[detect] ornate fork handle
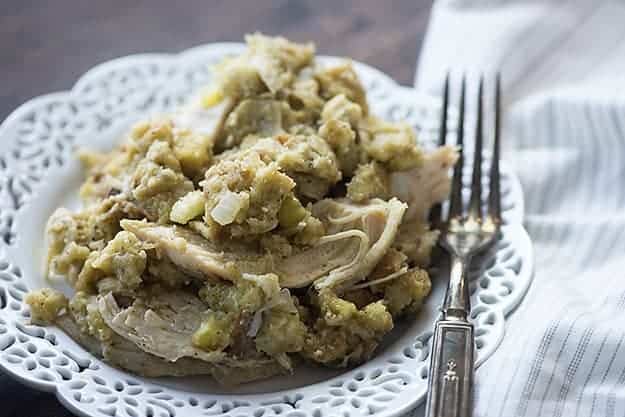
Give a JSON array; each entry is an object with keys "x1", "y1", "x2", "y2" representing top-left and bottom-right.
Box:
[
  {"x1": 424, "y1": 73, "x2": 502, "y2": 417},
  {"x1": 425, "y1": 255, "x2": 474, "y2": 417}
]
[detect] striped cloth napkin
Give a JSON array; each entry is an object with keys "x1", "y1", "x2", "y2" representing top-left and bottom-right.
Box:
[{"x1": 412, "y1": 0, "x2": 625, "y2": 416}]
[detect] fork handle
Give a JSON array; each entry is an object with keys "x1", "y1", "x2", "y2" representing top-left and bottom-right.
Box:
[{"x1": 425, "y1": 319, "x2": 474, "y2": 417}]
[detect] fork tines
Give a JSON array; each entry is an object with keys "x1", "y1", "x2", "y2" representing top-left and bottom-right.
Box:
[{"x1": 430, "y1": 73, "x2": 502, "y2": 229}]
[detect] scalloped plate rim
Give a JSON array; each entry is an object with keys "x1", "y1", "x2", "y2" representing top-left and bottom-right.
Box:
[{"x1": 0, "y1": 42, "x2": 534, "y2": 417}]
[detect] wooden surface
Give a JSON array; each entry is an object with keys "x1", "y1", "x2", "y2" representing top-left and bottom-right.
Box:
[{"x1": 0, "y1": 1, "x2": 432, "y2": 415}]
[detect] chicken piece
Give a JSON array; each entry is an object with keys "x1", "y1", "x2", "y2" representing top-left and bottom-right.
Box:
[
  {"x1": 389, "y1": 145, "x2": 458, "y2": 222},
  {"x1": 121, "y1": 219, "x2": 272, "y2": 281},
  {"x1": 188, "y1": 219, "x2": 221, "y2": 242},
  {"x1": 280, "y1": 197, "x2": 406, "y2": 289},
  {"x1": 120, "y1": 218, "x2": 342, "y2": 287},
  {"x1": 121, "y1": 198, "x2": 405, "y2": 290},
  {"x1": 55, "y1": 308, "x2": 283, "y2": 383},
  {"x1": 101, "y1": 331, "x2": 283, "y2": 382},
  {"x1": 98, "y1": 290, "x2": 225, "y2": 362},
  {"x1": 260, "y1": 234, "x2": 294, "y2": 257},
  {"x1": 315, "y1": 63, "x2": 368, "y2": 114},
  {"x1": 346, "y1": 162, "x2": 390, "y2": 202},
  {"x1": 98, "y1": 287, "x2": 296, "y2": 372},
  {"x1": 308, "y1": 198, "x2": 407, "y2": 290}
]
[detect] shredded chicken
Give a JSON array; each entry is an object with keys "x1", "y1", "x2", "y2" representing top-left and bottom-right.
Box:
[
  {"x1": 390, "y1": 145, "x2": 459, "y2": 221},
  {"x1": 120, "y1": 198, "x2": 404, "y2": 290}
]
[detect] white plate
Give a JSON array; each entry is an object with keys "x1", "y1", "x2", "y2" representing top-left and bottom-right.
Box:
[{"x1": 0, "y1": 43, "x2": 533, "y2": 417}]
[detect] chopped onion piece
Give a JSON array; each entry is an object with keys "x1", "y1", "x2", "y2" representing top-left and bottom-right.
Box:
[
  {"x1": 210, "y1": 191, "x2": 247, "y2": 225},
  {"x1": 170, "y1": 191, "x2": 206, "y2": 224}
]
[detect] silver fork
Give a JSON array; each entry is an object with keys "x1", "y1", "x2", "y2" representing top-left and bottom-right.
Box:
[{"x1": 424, "y1": 74, "x2": 502, "y2": 417}]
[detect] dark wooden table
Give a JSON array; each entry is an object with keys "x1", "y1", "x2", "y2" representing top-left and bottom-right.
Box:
[{"x1": 0, "y1": 1, "x2": 432, "y2": 415}]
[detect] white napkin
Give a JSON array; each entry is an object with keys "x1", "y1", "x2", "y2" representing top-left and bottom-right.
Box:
[{"x1": 413, "y1": 0, "x2": 625, "y2": 416}]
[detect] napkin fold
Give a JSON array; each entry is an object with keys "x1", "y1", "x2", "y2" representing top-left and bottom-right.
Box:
[{"x1": 415, "y1": 0, "x2": 625, "y2": 416}]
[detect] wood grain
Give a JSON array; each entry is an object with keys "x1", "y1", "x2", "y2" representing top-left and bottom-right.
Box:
[
  {"x1": 0, "y1": 0, "x2": 432, "y2": 121},
  {"x1": 0, "y1": 1, "x2": 432, "y2": 415}
]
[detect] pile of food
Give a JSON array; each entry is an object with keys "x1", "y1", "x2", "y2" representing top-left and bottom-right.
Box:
[{"x1": 26, "y1": 34, "x2": 457, "y2": 385}]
